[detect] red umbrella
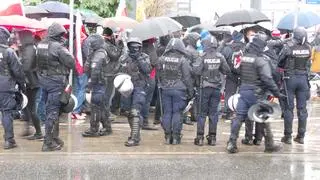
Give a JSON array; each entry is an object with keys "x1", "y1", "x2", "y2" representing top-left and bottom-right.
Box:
[{"x1": 0, "y1": 15, "x2": 45, "y2": 31}]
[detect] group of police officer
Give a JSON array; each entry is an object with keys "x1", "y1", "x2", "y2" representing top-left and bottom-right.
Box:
[{"x1": 0, "y1": 21, "x2": 312, "y2": 153}]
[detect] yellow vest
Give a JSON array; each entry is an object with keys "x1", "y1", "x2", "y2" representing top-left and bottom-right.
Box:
[{"x1": 311, "y1": 47, "x2": 320, "y2": 73}]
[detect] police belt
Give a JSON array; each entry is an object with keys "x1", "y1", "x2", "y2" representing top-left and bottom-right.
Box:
[{"x1": 39, "y1": 70, "x2": 66, "y2": 76}]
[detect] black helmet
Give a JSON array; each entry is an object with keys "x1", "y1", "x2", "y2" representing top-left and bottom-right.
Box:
[
  {"x1": 165, "y1": 38, "x2": 186, "y2": 55},
  {"x1": 60, "y1": 94, "x2": 77, "y2": 113},
  {"x1": 248, "y1": 101, "x2": 281, "y2": 123},
  {"x1": 255, "y1": 31, "x2": 269, "y2": 42},
  {"x1": 201, "y1": 35, "x2": 218, "y2": 50},
  {"x1": 127, "y1": 37, "x2": 142, "y2": 57},
  {"x1": 293, "y1": 27, "x2": 308, "y2": 45},
  {"x1": 0, "y1": 26, "x2": 10, "y2": 45}
]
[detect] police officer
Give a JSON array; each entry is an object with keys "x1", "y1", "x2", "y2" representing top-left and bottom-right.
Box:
[
  {"x1": 220, "y1": 31, "x2": 245, "y2": 120},
  {"x1": 227, "y1": 34, "x2": 283, "y2": 153},
  {"x1": 36, "y1": 23, "x2": 75, "y2": 151},
  {"x1": 158, "y1": 38, "x2": 193, "y2": 145},
  {"x1": 192, "y1": 35, "x2": 231, "y2": 146},
  {"x1": 16, "y1": 30, "x2": 43, "y2": 140},
  {"x1": 0, "y1": 26, "x2": 25, "y2": 149},
  {"x1": 119, "y1": 37, "x2": 151, "y2": 147},
  {"x1": 278, "y1": 27, "x2": 311, "y2": 144},
  {"x1": 184, "y1": 32, "x2": 202, "y2": 125},
  {"x1": 82, "y1": 34, "x2": 113, "y2": 137}
]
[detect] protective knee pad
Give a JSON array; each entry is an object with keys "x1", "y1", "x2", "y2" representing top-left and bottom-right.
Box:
[{"x1": 130, "y1": 108, "x2": 140, "y2": 118}]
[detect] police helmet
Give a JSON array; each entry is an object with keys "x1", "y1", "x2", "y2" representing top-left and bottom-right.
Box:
[
  {"x1": 0, "y1": 26, "x2": 11, "y2": 43},
  {"x1": 127, "y1": 37, "x2": 142, "y2": 47},
  {"x1": 255, "y1": 31, "x2": 269, "y2": 42},
  {"x1": 293, "y1": 27, "x2": 308, "y2": 45},
  {"x1": 61, "y1": 94, "x2": 78, "y2": 113},
  {"x1": 114, "y1": 74, "x2": 134, "y2": 98},
  {"x1": 228, "y1": 94, "x2": 240, "y2": 112},
  {"x1": 248, "y1": 101, "x2": 281, "y2": 123},
  {"x1": 201, "y1": 35, "x2": 218, "y2": 50}
]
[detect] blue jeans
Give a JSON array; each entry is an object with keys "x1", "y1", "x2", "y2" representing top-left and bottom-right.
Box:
[
  {"x1": 141, "y1": 79, "x2": 156, "y2": 123},
  {"x1": 230, "y1": 85, "x2": 258, "y2": 141},
  {"x1": 161, "y1": 89, "x2": 187, "y2": 135},
  {"x1": 0, "y1": 92, "x2": 17, "y2": 142},
  {"x1": 283, "y1": 74, "x2": 309, "y2": 137},
  {"x1": 197, "y1": 87, "x2": 221, "y2": 136},
  {"x1": 73, "y1": 74, "x2": 88, "y2": 114},
  {"x1": 36, "y1": 88, "x2": 46, "y2": 123}
]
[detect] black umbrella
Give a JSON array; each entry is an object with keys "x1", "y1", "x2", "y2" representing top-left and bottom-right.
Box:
[
  {"x1": 187, "y1": 24, "x2": 231, "y2": 41},
  {"x1": 215, "y1": 9, "x2": 270, "y2": 27},
  {"x1": 130, "y1": 17, "x2": 182, "y2": 41},
  {"x1": 169, "y1": 12, "x2": 200, "y2": 28},
  {"x1": 25, "y1": 6, "x2": 49, "y2": 20}
]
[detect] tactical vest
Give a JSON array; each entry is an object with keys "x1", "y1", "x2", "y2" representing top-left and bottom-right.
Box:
[
  {"x1": 0, "y1": 45, "x2": 10, "y2": 77},
  {"x1": 36, "y1": 41, "x2": 64, "y2": 75},
  {"x1": 161, "y1": 55, "x2": 182, "y2": 87},
  {"x1": 91, "y1": 49, "x2": 108, "y2": 84},
  {"x1": 240, "y1": 55, "x2": 260, "y2": 85},
  {"x1": 202, "y1": 53, "x2": 221, "y2": 83},
  {"x1": 286, "y1": 43, "x2": 311, "y2": 73}
]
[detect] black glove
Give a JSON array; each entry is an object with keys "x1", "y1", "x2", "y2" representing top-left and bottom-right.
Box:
[
  {"x1": 187, "y1": 89, "x2": 194, "y2": 101},
  {"x1": 274, "y1": 92, "x2": 287, "y2": 99},
  {"x1": 18, "y1": 83, "x2": 26, "y2": 92}
]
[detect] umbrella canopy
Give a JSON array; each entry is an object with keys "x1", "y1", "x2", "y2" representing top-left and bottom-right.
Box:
[
  {"x1": 187, "y1": 23, "x2": 230, "y2": 34},
  {"x1": 215, "y1": 9, "x2": 270, "y2": 27},
  {"x1": 170, "y1": 13, "x2": 201, "y2": 28},
  {"x1": 79, "y1": 9, "x2": 103, "y2": 26},
  {"x1": 0, "y1": 15, "x2": 45, "y2": 31},
  {"x1": 98, "y1": 16, "x2": 138, "y2": 29},
  {"x1": 277, "y1": 11, "x2": 320, "y2": 30},
  {"x1": 130, "y1": 17, "x2": 183, "y2": 41},
  {"x1": 25, "y1": 6, "x2": 49, "y2": 20},
  {"x1": 37, "y1": 1, "x2": 69, "y2": 14}
]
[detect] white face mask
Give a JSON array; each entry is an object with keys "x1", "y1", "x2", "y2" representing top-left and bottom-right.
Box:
[
  {"x1": 196, "y1": 39, "x2": 201, "y2": 48},
  {"x1": 248, "y1": 35, "x2": 255, "y2": 43}
]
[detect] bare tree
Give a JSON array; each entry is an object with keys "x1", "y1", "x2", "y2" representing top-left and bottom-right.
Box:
[{"x1": 143, "y1": 0, "x2": 176, "y2": 17}]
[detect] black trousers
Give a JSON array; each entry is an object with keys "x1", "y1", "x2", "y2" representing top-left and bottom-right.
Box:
[{"x1": 22, "y1": 87, "x2": 42, "y2": 134}]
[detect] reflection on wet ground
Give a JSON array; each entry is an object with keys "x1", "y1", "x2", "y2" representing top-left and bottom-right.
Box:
[{"x1": 0, "y1": 101, "x2": 320, "y2": 179}]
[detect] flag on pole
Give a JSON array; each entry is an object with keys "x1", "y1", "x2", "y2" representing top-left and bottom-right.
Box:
[
  {"x1": 0, "y1": 0, "x2": 24, "y2": 16},
  {"x1": 74, "y1": 11, "x2": 85, "y2": 75},
  {"x1": 116, "y1": 0, "x2": 128, "y2": 17}
]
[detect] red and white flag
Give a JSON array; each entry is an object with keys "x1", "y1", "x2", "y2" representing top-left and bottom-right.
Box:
[
  {"x1": 0, "y1": 0, "x2": 24, "y2": 16},
  {"x1": 116, "y1": 0, "x2": 128, "y2": 17}
]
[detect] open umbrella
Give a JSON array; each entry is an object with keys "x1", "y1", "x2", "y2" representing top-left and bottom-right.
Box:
[
  {"x1": 187, "y1": 24, "x2": 231, "y2": 41},
  {"x1": 277, "y1": 11, "x2": 320, "y2": 30},
  {"x1": 37, "y1": 1, "x2": 71, "y2": 18},
  {"x1": 25, "y1": 6, "x2": 49, "y2": 20},
  {"x1": 98, "y1": 16, "x2": 138, "y2": 29},
  {"x1": 170, "y1": 12, "x2": 201, "y2": 28},
  {"x1": 130, "y1": 17, "x2": 182, "y2": 41},
  {"x1": 0, "y1": 15, "x2": 45, "y2": 31},
  {"x1": 215, "y1": 9, "x2": 270, "y2": 27},
  {"x1": 79, "y1": 9, "x2": 103, "y2": 26}
]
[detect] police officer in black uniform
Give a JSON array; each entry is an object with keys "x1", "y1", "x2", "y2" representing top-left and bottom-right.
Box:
[
  {"x1": 278, "y1": 27, "x2": 311, "y2": 145},
  {"x1": 36, "y1": 23, "x2": 75, "y2": 151},
  {"x1": 119, "y1": 37, "x2": 151, "y2": 147},
  {"x1": 227, "y1": 34, "x2": 283, "y2": 153},
  {"x1": 192, "y1": 35, "x2": 231, "y2": 146},
  {"x1": 0, "y1": 26, "x2": 25, "y2": 149},
  {"x1": 82, "y1": 34, "x2": 113, "y2": 137},
  {"x1": 158, "y1": 38, "x2": 193, "y2": 144}
]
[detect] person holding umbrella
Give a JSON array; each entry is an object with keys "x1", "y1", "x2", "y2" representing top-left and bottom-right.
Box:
[
  {"x1": 278, "y1": 27, "x2": 312, "y2": 145},
  {"x1": 157, "y1": 38, "x2": 193, "y2": 144}
]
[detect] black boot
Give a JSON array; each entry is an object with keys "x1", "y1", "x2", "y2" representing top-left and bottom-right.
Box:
[
  {"x1": 264, "y1": 123, "x2": 282, "y2": 153},
  {"x1": 253, "y1": 139, "x2": 262, "y2": 146},
  {"x1": 82, "y1": 107, "x2": 100, "y2": 137},
  {"x1": 241, "y1": 137, "x2": 253, "y2": 145},
  {"x1": 52, "y1": 119, "x2": 63, "y2": 147},
  {"x1": 293, "y1": 136, "x2": 304, "y2": 144},
  {"x1": 194, "y1": 135, "x2": 204, "y2": 146},
  {"x1": 27, "y1": 133, "x2": 44, "y2": 140},
  {"x1": 4, "y1": 139, "x2": 17, "y2": 149},
  {"x1": 142, "y1": 119, "x2": 158, "y2": 130},
  {"x1": 165, "y1": 133, "x2": 172, "y2": 144},
  {"x1": 172, "y1": 134, "x2": 182, "y2": 145},
  {"x1": 125, "y1": 116, "x2": 140, "y2": 147},
  {"x1": 206, "y1": 135, "x2": 216, "y2": 146},
  {"x1": 227, "y1": 139, "x2": 238, "y2": 153},
  {"x1": 42, "y1": 119, "x2": 62, "y2": 152},
  {"x1": 281, "y1": 135, "x2": 292, "y2": 144},
  {"x1": 100, "y1": 110, "x2": 112, "y2": 136}
]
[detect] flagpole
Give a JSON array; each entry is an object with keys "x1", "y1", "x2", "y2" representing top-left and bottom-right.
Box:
[{"x1": 68, "y1": 0, "x2": 74, "y2": 128}]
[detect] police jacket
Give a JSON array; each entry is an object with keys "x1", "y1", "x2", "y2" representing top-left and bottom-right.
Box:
[
  {"x1": 240, "y1": 40, "x2": 280, "y2": 97},
  {"x1": 157, "y1": 38, "x2": 193, "y2": 93},
  {"x1": 0, "y1": 44, "x2": 25, "y2": 92},
  {"x1": 192, "y1": 48, "x2": 230, "y2": 89},
  {"x1": 278, "y1": 39, "x2": 311, "y2": 76},
  {"x1": 119, "y1": 52, "x2": 151, "y2": 88}
]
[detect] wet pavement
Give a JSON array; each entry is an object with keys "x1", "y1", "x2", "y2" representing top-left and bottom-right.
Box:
[{"x1": 1, "y1": 101, "x2": 320, "y2": 179}]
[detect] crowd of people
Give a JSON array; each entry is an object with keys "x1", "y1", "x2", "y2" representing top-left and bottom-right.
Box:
[{"x1": 0, "y1": 20, "x2": 319, "y2": 153}]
